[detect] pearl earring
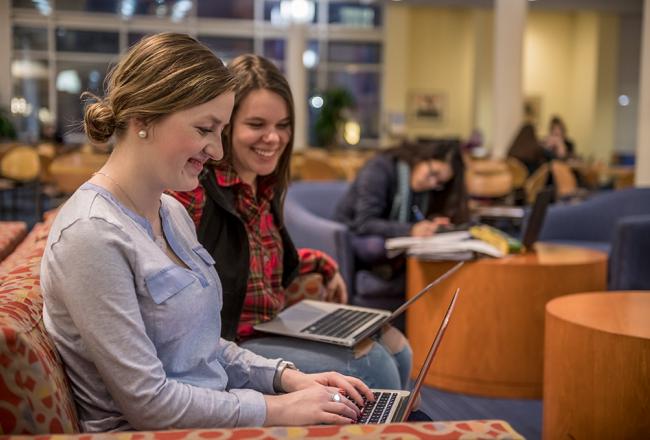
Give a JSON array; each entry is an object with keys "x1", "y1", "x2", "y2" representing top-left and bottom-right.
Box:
[{"x1": 138, "y1": 130, "x2": 147, "y2": 139}]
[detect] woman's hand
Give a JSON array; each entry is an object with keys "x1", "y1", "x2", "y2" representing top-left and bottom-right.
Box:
[
  {"x1": 264, "y1": 385, "x2": 361, "y2": 426},
  {"x1": 410, "y1": 217, "x2": 450, "y2": 237},
  {"x1": 324, "y1": 272, "x2": 348, "y2": 304},
  {"x1": 280, "y1": 369, "x2": 374, "y2": 409}
]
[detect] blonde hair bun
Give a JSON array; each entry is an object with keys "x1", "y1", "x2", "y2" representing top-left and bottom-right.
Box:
[{"x1": 83, "y1": 97, "x2": 117, "y2": 144}]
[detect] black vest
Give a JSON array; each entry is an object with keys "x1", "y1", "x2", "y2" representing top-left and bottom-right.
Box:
[{"x1": 198, "y1": 170, "x2": 300, "y2": 341}]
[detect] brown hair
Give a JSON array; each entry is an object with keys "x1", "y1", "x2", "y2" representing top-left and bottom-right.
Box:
[
  {"x1": 221, "y1": 54, "x2": 295, "y2": 209},
  {"x1": 83, "y1": 33, "x2": 236, "y2": 144},
  {"x1": 383, "y1": 140, "x2": 470, "y2": 223}
]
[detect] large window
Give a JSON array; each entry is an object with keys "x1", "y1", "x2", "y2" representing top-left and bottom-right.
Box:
[{"x1": 8, "y1": 0, "x2": 383, "y2": 146}]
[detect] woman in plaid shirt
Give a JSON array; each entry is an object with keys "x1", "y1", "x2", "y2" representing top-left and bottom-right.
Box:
[{"x1": 170, "y1": 54, "x2": 412, "y2": 390}]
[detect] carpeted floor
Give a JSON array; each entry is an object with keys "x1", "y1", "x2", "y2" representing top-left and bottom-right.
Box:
[{"x1": 420, "y1": 385, "x2": 542, "y2": 439}]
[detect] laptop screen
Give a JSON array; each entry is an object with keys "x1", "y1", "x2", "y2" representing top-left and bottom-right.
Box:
[
  {"x1": 400, "y1": 287, "x2": 460, "y2": 421},
  {"x1": 522, "y1": 187, "x2": 553, "y2": 249}
]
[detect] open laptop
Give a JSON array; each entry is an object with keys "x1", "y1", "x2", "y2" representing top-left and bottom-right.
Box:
[
  {"x1": 254, "y1": 261, "x2": 464, "y2": 347},
  {"x1": 357, "y1": 288, "x2": 460, "y2": 424},
  {"x1": 521, "y1": 187, "x2": 553, "y2": 249}
]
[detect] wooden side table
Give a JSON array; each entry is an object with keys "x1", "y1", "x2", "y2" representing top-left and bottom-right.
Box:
[
  {"x1": 543, "y1": 292, "x2": 650, "y2": 440},
  {"x1": 406, "y1": 243, "x2": 607, "y2": 398}
]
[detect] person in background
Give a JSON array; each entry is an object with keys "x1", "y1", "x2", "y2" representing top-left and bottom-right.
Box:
[
  {"x1": 169, "y1": 54, "x2": 413, "y2": 392},
  {"x1": 507, "y1": 123, "x2": 548, "y2": 174},
  {"x1": 41, "y1": 33, "x2": 372, "y2": 432},
  {"x1": 334, "y1": 141, "x2": 469, "y2": 300},
  {"x1": 542, "y1": 116, "x2": 575, "y2": 160}
]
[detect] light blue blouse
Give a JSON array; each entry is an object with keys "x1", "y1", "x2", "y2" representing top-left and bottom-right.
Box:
[{"x1": 41, "y1": 183, "x2": 279, "y2": 432}]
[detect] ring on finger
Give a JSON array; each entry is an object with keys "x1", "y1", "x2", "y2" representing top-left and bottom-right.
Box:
[{"x1": 331, "y1": 392, "x2": 342, "y2": 403}]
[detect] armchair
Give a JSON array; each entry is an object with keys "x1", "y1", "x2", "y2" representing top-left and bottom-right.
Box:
[
  {"x1": 539, "y1": 187, "x2": 650, "y2": 253},
  {"x1": 608, "y1": 214, "x2": 650, "y2": 290},
  {"x1": 283, "y1": 181, "x2": 355, "y2": 293},
  {"x1": 283, "y1": 181, "x2": 406, "y2": 313}
]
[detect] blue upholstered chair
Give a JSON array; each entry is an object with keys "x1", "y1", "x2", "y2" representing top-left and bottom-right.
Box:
[
  {"x1": 609, "y1": 214, "x2": 650, "y2": 290},
  {"x1": 284, "y1": 181, "x2": 405, "y2": 312},
  {"x1": 539, "y1": 187, "x2": 650, "y2": 254},
  {"x1": 536, "y1": 187, "x2": 650, "y2": 290},
  {"x1": 284, "y1": 181, "x2": 355, "y2": 293}
]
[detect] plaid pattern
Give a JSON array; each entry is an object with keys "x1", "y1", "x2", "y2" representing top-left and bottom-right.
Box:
[{"x1": 169, "y1": 164, "x2": 338, "y2": 339}]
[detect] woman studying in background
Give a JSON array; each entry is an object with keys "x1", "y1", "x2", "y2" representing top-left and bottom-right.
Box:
[
  {"x1": 41, "y1": 34, "x2": 372, "y2": 432},
  {"x1": 169, "y1": 54, "x2": 413, "y2": 391},
  {"x1": 334, "y1": 141, "x2": 469, "y2": 298}
]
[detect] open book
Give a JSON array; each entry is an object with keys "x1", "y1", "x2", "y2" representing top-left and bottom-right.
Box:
[{"x1": 385, "y1": 231, "x2": 504, "y2": 261}]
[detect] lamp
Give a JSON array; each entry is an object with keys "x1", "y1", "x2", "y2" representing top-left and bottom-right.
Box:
[{"x1": 279, "y1": 0, "x2": 315, "y2": 24}]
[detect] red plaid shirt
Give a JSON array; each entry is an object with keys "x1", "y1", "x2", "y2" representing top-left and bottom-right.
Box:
[{"x1": 169, "y1": 164, "x2": 338, "y2": 338}]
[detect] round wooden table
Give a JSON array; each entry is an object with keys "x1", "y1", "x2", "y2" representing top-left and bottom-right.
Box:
[
  {"x1": 406, "y1": 243, "x2": 607, "y2": 398},
  {"x1": 543, "y1": 291, "x2": 650, "y2": 440}
]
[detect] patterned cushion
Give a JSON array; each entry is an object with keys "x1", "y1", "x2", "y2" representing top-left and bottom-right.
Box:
[
  {"x1": 0, "y1": 222, "x2": 27, "y2": 264},
  {"x1": 285, "y1": 273, "x2": 326, "y2": 306},
  {"x1": 0, "y1": 221, "x2": 50, "y2": 279},
  {"x1": 0, "y1": 420, "x2": 523, "y2": 439},
  {"x1": 0, "y1": 258, "x2": 79, "y2": 434}
]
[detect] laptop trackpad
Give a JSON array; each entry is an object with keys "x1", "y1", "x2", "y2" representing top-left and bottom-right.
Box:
[{"x1": 275, "y1": 302, "x2": 329, "y2": 331}]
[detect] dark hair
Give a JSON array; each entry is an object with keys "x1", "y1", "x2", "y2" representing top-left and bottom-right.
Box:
[
  {"x1": 549, "y1": 115, "x2": 567, "y2": 135},
  {"x1": 508, "y1": 123, "x2": 546, "y2": 171},
  {"x1": 383, "y1": 140, "x2": 469, "y2": 223},
  {"x1": 221, "y1": 54, "x2": 294, "y2": 209},
  {"x1": 83, "y1": 33, "x2": 235, "y2": 144}
]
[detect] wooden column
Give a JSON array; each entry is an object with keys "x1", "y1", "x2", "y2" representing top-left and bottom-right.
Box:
[{"x1": 636, "y1": 0, "x2": 650, "y2": 185}]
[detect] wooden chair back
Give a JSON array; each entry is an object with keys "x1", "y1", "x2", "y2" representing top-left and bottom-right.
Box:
[
  {"x1": 551, "y1": 160, "x2": 578, "y2": 199},
  {"x1": 506, "y1": 157, "x2": 529, "y2": 189},
  {"x1": 0, "y1": 145, "x2": 41, "y2": 182},
  {"x1": 296, "y1": 155, "x2": 345, "y2": 181},
  {"x1": 465, "y1": 159, "x2": 513, "y2": 198},
  {"x1": 524, "y1": 162, "x2": 550, "y2": 204}
]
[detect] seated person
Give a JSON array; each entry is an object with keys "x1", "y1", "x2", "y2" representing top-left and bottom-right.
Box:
[
  {"x1": 41, "y1": 33, "x2": 371, "y2": 432},
  {"x1": 542, "y1": 116, "x2": 575, "y2": 160},
  {"x1": 169, "y1": 54, "x2": 412, "y2": 391},
  {"x1": 334, "y1": 141, "x2": 469, "y2": 292},
  {"x1": 507, "y1": 123, "x2": 548, "y2": 174}
]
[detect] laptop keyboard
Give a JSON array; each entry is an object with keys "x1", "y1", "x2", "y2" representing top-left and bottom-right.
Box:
[
  {"x1": 300, "y1": 308, "x2": 381, "y2": 339},
  {"x1": 357, "y1": 391, "x2": 399, "y2": 424}
]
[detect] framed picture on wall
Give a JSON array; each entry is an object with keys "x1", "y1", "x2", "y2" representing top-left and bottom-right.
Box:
[
  {"x1": 524, "y1": 95, "x2": 542, "y2": 129},
  {"x1": 408, "y1": 91, "x2": 445, "y2": 124}
]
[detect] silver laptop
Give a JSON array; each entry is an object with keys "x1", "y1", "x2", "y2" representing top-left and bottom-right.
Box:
[
  {"x1": 358, "y1": 288, "x2": 460, "y2": 424},
  {"x1": 254, "y1": 261, "x2": 463, "y2": 347}
]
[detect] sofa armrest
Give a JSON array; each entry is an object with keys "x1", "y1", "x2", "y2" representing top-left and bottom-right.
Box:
[
  {"x1": 284, "y1": 197, "x2": 355, "y2": 293},
  {"x1": 609, "y1": 214, "x2": 650, "y2": 290}
]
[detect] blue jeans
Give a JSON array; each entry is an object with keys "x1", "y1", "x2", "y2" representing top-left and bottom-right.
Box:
[{"x1": 241, "y1": 335, "x2": 413, "y2": 390}]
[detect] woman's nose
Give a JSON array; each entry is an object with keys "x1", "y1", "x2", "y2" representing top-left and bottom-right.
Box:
[
  {"x1": 264, "y1": 129, "x2": 280, "y2": 144},
  {"x1": 203, "y1": 141, "x2": 223, "y2": 161}
]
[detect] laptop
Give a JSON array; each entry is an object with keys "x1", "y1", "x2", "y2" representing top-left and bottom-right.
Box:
[
  {"x1": 521, "y1": 187, "x2": 553, "y2": 249},
  {"x1": 254, "y1": 261, "x2": 464, "y2": 347},
  {"x1": 357, "y1": 288, "x2": 460, "y2": 424}
]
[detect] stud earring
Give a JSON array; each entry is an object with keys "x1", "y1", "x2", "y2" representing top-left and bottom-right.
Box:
[{"x1": 138, "y1": 130, "x2": 147, "y2": 139}]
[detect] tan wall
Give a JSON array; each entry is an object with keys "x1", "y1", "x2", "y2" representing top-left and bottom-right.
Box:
[{"x1": 382, "y1": 5, "x2": 620, "y2": 162}]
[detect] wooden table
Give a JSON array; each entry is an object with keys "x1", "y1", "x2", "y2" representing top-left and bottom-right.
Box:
[
  {"x1": 405, "y1": 243, "x2": 607, "y2": 398},
  {"x1": 543, "y1": 292, "x2": 650, "y2": 440}
]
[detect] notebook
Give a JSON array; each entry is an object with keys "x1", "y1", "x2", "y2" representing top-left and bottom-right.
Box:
[
  {"x1": 253, "y1": 261, "x2": 464, "y2": 347},
  {"x1": 357, "y1": 287, "x2": 460, "y2": 424}
]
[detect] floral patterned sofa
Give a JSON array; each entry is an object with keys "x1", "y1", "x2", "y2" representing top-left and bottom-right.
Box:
[{"x1": 0, "y1": 212, "x2": 523, "y2": 439}]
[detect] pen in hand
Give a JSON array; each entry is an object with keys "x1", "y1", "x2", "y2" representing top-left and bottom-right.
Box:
[{"x1": 411, "y1": 205, "x2": 426, "y2": 222}]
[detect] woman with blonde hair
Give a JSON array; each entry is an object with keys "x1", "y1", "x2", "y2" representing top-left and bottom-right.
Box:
[{"x1": 41, "y1": 33, "x2": 372, "y2": 432}]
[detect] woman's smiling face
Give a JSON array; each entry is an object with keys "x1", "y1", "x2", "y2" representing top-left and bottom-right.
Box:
[{"x1": 230, "y1": 88, "x2": 292, "y2": 186}]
